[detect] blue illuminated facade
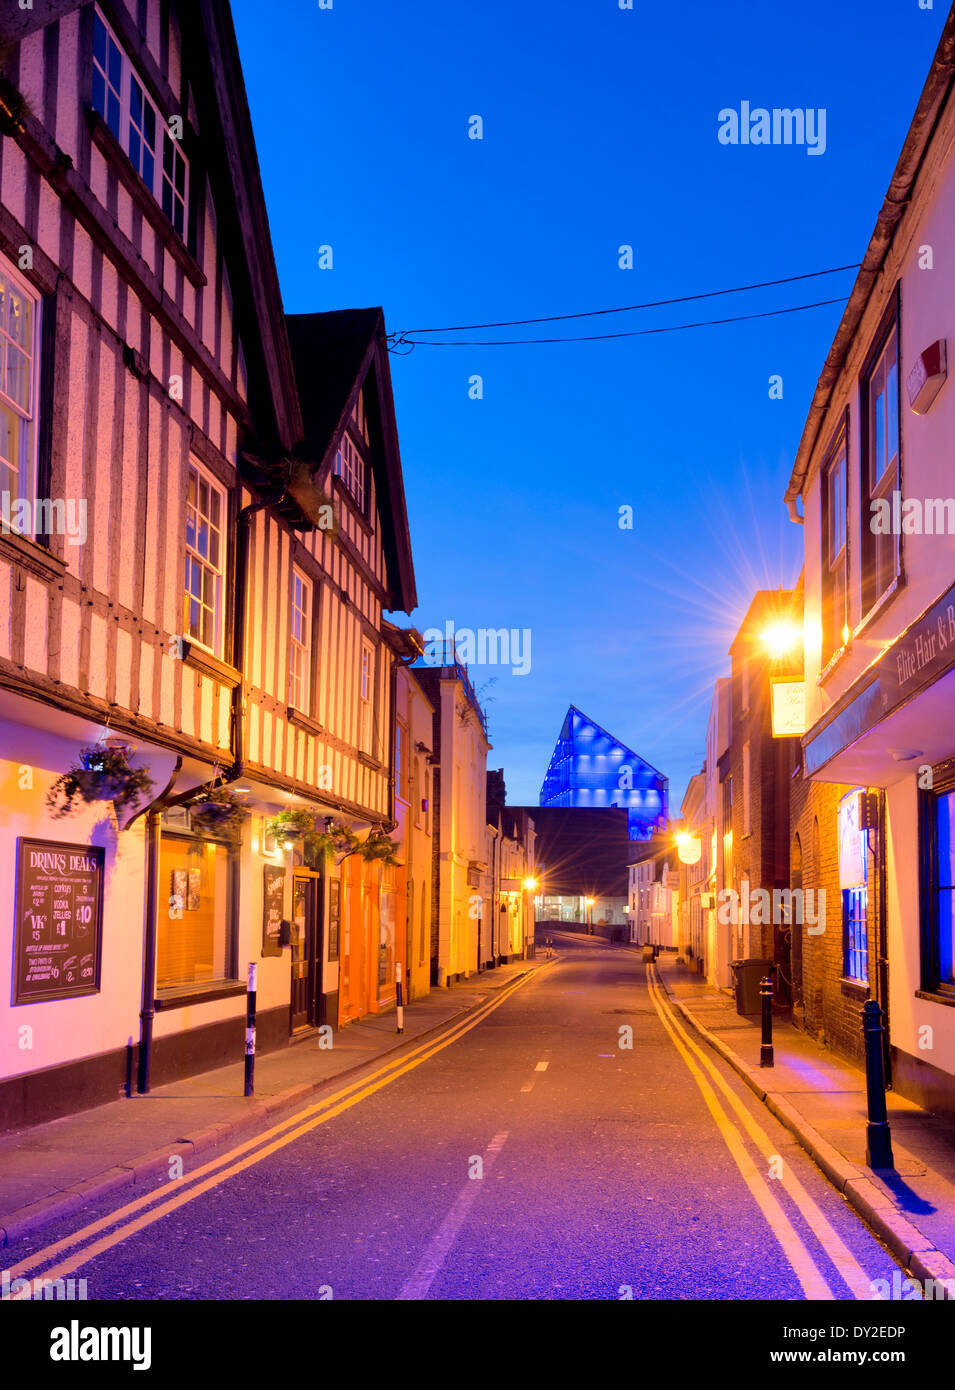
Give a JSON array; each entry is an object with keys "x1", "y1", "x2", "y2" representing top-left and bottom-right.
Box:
[{"x1": 539, "y1": 706, "x2": 668, "y2": 841}]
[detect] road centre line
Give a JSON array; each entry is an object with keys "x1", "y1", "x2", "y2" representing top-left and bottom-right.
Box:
[
  {"x1": 3, "y1": 971, "x2": 539, "y2": 1293},
  {"x1": 395, "y1": 1131, "x2": 510, "y2": 1300}
]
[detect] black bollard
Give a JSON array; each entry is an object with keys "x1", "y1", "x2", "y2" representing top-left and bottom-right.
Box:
[
  {"x1": 244, "y1": 961, "x2": 257, "y2": 1097},
  {"x1": 862, "y1": 999, "x2": 894, "y2": 1169},
  {"x1": 760, "y1": 974, "x2": 774, "y2": 1068}
]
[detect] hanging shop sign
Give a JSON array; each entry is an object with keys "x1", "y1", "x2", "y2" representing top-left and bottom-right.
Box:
[
  {"x1": 14, "y1": 838, "x2": 104, "y2": 1004},
  {"x1": 771, "y1": 679, "x2": 806, "y2": 737},
  {"x1": 838, "y1": 792, "x2": 867, "y2": 890}
]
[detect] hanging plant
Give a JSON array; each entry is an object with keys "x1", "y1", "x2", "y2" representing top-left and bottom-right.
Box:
[
  {"x1": 358, "y1": 826, "x2": 399, "y2": 866},
  {"x1": 265, "y1": 808, "x2": 316, "y2": 843},
  {"x1": 303, "y1": 819, "x2": 359, "y2": 864},
  {"x1": 46, "y1": 744, "x2": 154, "y2": 821},
  {"x1": 189, "y1": 786, "x2": 247, "y2": 836}
]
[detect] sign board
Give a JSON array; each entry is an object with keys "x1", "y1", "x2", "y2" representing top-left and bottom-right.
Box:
[
  {"x1": 838, "y1": 792, "x2": 867, "y2": 890},
  {"x1": 327, "y1": 878, "x2": 340, "y2": 961},
  {"x1": 14, "y1": 838, "x2": 104, "y2": 1004},
  {"x1": 262, "y1": 864, "x2": 285, "y2": 958},
  {"x1": 771, "y1": 680, "x2": 806, "y2": 737}
]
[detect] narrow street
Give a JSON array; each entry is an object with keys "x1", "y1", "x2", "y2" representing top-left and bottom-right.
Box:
[{"x1": 7, "y1": 936, "x2": 906, "y2": 1302}]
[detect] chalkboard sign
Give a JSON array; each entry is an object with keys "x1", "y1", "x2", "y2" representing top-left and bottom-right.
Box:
[
  {"x1": 14, "y1": 838, "x2": 104, "y2": 1004},
  {"x1": 262, "y1": 864, "x2": 285, "y2": 958}
]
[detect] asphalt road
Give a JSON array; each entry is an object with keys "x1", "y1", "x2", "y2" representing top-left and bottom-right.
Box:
[{"x1": 6, "y1": 935, "x2": 908, "y2": 1301}]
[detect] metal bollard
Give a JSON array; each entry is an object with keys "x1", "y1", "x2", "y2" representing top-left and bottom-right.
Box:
[
  {"x1": 760, "y1": 974, "x2": 774, "y2": 1068},
  {"x1": 862, "y1": 999, "x2": 894, "y2": 1169},
  {"x1": 395, "y1": 960, "x2": 404, "y2": 1034},
  {"x1": 244, "y1": 961, "x2": 257, "y2": 1097}
]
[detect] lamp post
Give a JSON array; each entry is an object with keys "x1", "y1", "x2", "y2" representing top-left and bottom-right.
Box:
[
  {"x1": 586, "y1": 896, "x2": 595, "y2": 934},
  {"x1": 523, "y1": 876, "x2": 539, "y2": 959}
]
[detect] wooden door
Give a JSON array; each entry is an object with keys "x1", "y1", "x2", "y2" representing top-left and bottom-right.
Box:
[{"x1": 290, "y1": 875, "x2": 323, "y2": 1031}]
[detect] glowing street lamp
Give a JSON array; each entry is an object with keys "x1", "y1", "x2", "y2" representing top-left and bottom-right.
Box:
[
  {"x1": 760, "y1": 622, "x2": 801, "y2": 659},
  {"x1": 586, "y1": 895, "x2": 595, "y2": 934}
]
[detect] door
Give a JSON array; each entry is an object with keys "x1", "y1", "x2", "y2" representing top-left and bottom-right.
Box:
[{"x1": 290, "y1": 874, "x2": 324, "y2": 1031}]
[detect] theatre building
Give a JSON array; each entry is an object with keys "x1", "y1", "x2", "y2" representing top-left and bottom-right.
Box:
[
  {"x1": 786, "y1": 12, "x2": 955, "y2": 1117},
  {"x1": 0, "y1": 0, "x2": 415, "y2": 1131}
]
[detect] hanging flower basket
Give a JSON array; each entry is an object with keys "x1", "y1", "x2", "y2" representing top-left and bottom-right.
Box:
[
  {"x1": 46, "y1": 744, "x2": 154, "y2": 821},
  {"x1": 190, "y1": 787, "x2": 248, "y2": 836},
  {"x1": 303, "y1": 820, "x2": 359, "y2": 864},
  {"x1": 358, "y1": 826, "x2": 399, "y2": 866},
  {"x1": 265, "y1": 808, "x2": 316, "y2": 843}
]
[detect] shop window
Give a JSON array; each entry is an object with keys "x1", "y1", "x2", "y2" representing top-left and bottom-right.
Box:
[
  {"x1": 920, "y1": 769, "x2": 955, "y2": 997},
  {"x1": 157, "y1": 831, "x2": 236, "y2": 991},
  {"x1": 843, "y1": 886, "x2": 868, "y2": 984}
]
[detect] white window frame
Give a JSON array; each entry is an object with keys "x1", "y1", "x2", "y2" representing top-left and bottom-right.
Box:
[
  {"x1": 92, "y1": 8, "x2": 190, "y2": 240},
  {"x1": 359, "y1": 638, "x2": 375, "y2": 754},
  {"x1": 0, "y1": 252, "x2": 41, "y2": 513},
  {"x1": 184, "y1": 460, "x2": 227, "y2": 657},
  {"x1": 288, "y1": 567, "x2": 313, "y2": 715},
  {"x1": 334, "y1": 432, "x2": 366, "y2": 512}
]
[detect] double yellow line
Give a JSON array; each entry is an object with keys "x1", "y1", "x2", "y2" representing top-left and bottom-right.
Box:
[
  {"x1": 3, "y1": 969, "x2": 539, "y2": 1295},
  {"x1": 646, "y1": 967, "x2": 877, "y2": 1301}
]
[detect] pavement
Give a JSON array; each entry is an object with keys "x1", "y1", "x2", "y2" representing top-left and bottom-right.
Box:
[
  {"x1": 655, "y1": 950, "x2": 955, "y2": 1293},
  {"x1": 0, "y1": 956, "x2": 542, "y2": 1248},
  {"x1": 0, "y1": 933, "x2": 914, "y2": 1301}
]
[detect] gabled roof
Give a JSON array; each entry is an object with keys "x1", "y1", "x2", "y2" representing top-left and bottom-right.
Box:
[
  {"x1": 284, "y1": 308, "x2": 417, "y2": 615},
  {"x1": 549, "y1": 705, "x2": 666, "y2": 785}
]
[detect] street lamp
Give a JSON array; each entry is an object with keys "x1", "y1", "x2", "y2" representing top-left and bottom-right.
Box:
[
  {"x1": 760, "y1": 622, "x2": 801, "y2": 659},
  {"x1": 586, "y1": 896, "x2": 595, "y2": 934}
]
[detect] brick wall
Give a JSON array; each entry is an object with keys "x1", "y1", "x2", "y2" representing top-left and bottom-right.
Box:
[{"x1": 789, "y1": 772, "x2": 879, "y2": 1066}]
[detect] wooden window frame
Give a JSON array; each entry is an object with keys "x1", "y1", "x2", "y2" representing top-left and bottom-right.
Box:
[
  {"x1": 92, "y1": 7, "x2": 190, "y2": 241},
  {"x1": 183, "y1": 459, "x2": 228, "y2": 658},
  {"x1": 918, "y1": 758, "x2": 955, "y2": 1002},
  {"x1": 155, "y1": 824, "x2": 240, "y2": 1000},
  {"x1": 0, "y1": 251, "x2": 42, "y2": 518},
  {"x1": 859, "y1": 293, "x2": 902, "y2": 618},
  {"x1": 842, "y1": 885, "x2": 869, "y2": 985},
  {"x1": 288, "y1": 565, "x2": 313, "y2": 718},
  {"x1": 820, "y1": 415, "x2": 849, "y2": 667}
]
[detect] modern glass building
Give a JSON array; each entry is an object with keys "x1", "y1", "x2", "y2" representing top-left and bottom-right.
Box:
[{"x1": 540, "y1": 706, "x2": 668, "y2": 841}]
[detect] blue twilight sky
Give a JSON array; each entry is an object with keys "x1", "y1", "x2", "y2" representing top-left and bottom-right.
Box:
[{"x1": 231, "y1": 0, "x2": 948, "y2": 809}]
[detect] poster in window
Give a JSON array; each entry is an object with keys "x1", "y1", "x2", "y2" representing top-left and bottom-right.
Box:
[
  {"x1": 186, "y1": 868, "x2": 201, "y2": 912},
  {"x1": 327, "y1": 878, "x2": 340, "y2": 961},
  {"x1": 839, "y1": 792, "x2": 867, "y2": 889},
  {"x1": 170, "y1": 868, "x2": 187, "y2": 919},
  {"x1": 262, "y1": 865, "x2": 285, "y2": 958},
  {"x1": 14, "y1": 839, "x2": 105, "y2": 1004}
]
